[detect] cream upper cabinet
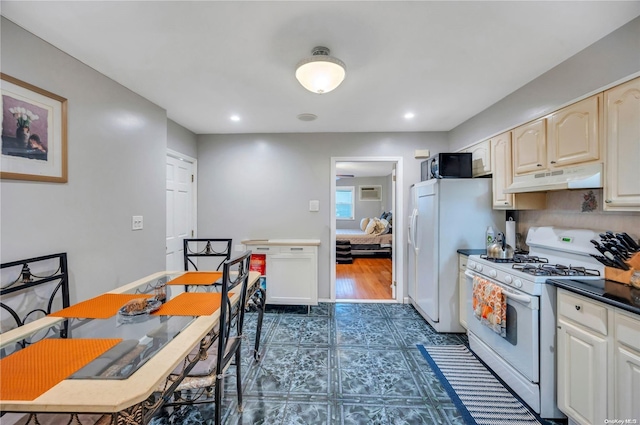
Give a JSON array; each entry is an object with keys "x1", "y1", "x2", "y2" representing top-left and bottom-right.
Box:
[
  {"x1": 492, "y1": 131, "x2": 546, "y2": 210},
  {"x1": 512, "y1": 118, "x2": 547, "y2": 175},
  {"x1": 603, "y1": 77, "x2": 640, "y2": 211},
  {"x1": 490, "y1": 132, "x2": 513, "y2": 208},
  {"x1": 467, "y1": 139, "x2": 491, "y2": 177},
  {"x1": 547, "y1": 94, "x2": 602, "y2": 168}
]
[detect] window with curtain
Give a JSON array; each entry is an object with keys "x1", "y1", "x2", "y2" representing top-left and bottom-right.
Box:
[{"x1": 336, "y1": 186, "x2": 355, "y2": 220}]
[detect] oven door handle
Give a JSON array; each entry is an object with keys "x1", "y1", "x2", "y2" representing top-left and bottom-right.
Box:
[
  {"x1": 502, "y1": 290, "x2": 531, "y2": 304},
  {"x1": 465, "y1": 271, "x2": 532, "y2": 305}
]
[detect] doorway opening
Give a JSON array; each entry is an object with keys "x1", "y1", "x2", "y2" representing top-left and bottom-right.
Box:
[{"x1": 330, "y1": 157, "x2": 404, "y2": 303}]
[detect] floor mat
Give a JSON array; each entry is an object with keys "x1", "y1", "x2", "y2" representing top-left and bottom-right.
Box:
[{"x1": 417, "y1": 344, "x2": 549, "y2": 425}]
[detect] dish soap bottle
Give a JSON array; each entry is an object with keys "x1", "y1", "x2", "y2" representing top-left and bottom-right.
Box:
[{"x1": 486, "y1": 226, "x2": 495, "y2": 248}]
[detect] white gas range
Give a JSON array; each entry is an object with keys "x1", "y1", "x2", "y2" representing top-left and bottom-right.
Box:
[{"x1": 464, "y1": 226, "x2": 604, "y2": 420}]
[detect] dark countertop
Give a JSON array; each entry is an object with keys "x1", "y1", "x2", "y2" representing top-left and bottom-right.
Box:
[
  {"x1": 549, "y1": 279, "x2": 640, "y2": 316},
  {"x1": 457, "y1": 249, "x2": 486, "y2": 256}
]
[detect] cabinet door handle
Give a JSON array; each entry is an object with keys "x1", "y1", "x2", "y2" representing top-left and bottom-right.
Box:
[
  {"x1": 605, "y1": 199, "x2": 612, "y2": 203},
  {"x1": 290, "y1": 248, "x2": 304, "y2": 251},
  {"x1": 256, "y1": 247, "x2": 270, "y2": 251},
  {"x1": 550, "y1": 161, "x2": 556, "y2": 164},
  {"x1": 536, "y1": 164, "x2": 543, "y2": 167},
  {"x1": 575, "y1": 305, "x2": 581, "y2": 311}
]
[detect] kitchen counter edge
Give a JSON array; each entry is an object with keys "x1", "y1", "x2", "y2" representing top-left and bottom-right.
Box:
[
  {"x1": 549, "y1": 279, "x2": 640, "y2": 316},
  {"x1": 242, "y1": 239, "x2": 321, "y2": 246},
  {"x1": 457, "y1": 249, "x2": 487, "y2": 256}
]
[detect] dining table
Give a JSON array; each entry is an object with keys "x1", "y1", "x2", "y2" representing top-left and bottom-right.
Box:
[{"x1": 0, "y1": 270, "x2": 261, "y2": 425}]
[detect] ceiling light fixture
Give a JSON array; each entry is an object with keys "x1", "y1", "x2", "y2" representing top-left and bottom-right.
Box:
[
  {"x1": 297, "y1": 113, "x2": 318, "y2": 122},
  {"x1": 404, "y1": 112, "x2": 415, "y2": 119},
  {"x1": 230, "y1": 115, "x2": 240, "y2": 122},
  {"x1": 295, "y1": 46, "x2": 346, "y2": 94}
]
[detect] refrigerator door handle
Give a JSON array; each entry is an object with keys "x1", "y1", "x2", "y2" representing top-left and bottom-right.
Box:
[
  {"x1": 412, "y1": 208, "x2": 419, "y2": 252},
  {"x1": 408, "y1": 211, "x2": 414, "y2": 246}
]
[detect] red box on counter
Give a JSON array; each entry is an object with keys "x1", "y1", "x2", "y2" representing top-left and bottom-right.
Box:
[{"x1": 249, "y1": 254, "x2": 266, "y2": 275}]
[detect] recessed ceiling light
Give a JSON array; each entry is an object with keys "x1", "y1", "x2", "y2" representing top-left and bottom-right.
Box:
[
  {"x1": 230, "y1": 115, "x2": 241, "y2": 122},
  {"x1": 297, "y1": 113, "x2": 318, "y2": 122},
  {"x1": 404, "y1": 112, "x2": 415, "y2": 119}
]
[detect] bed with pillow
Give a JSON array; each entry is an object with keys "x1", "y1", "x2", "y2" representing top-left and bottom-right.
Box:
[{"x1": 336, "y1": 213, "x2": 393, "y2": 260}]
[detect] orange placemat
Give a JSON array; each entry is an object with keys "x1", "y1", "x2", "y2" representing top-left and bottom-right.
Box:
[
  {"x1": 49, "y1": 293, "x2": 153, "y2": 319},
  {"x1": 0, "y1": 338, "x2": 122, "y2": 401},
  {"x1": 152, "y1": 292, "x2": 229, "y2": 316},
  {"x1": 166, "y1": 271, "x2": 223, "y2": 286}
]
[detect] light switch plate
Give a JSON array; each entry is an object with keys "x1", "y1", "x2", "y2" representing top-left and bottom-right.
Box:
[
  {"x1": 132, "y1": 216, "x2": 143, "y2": 230},
  {"x1": 309, "y1": 200, "x2": 320, "y2": 212}
]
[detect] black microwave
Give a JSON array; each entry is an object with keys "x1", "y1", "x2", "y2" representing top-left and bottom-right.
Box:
[{"x1": 421, "y1": 153, "x2": 473, "y2": 180}]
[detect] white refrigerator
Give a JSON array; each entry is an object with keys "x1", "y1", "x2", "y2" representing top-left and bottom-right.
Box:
[{"x1": 408, "y1": 178, "x2": 501, "y2": 333}]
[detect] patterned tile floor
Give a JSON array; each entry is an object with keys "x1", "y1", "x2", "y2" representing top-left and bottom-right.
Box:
[{"x1": 156, "y1": 303, "x2": 565, "y2": 425}]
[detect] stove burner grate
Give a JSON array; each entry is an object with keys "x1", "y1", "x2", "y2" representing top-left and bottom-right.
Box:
[
  {"x1": 512, "y1": 263, "x2": 601, "y2": 277},
  {"x1": 480, "y1": 254, "x2": 549, "y2": 264}
]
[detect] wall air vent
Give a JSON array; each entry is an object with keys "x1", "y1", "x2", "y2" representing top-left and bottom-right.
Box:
[{"x1": 359, "y1": 185, "x2": 382, "y2": 201}]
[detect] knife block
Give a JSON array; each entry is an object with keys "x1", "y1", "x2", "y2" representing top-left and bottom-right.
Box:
[{"x1": 605, "y1": 252, "x2": 640, "y2": 285}]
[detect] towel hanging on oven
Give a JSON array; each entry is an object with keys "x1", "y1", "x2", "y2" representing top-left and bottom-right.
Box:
[{"x1": 472, "y1": 276, "x2": 506, "y2": 338}]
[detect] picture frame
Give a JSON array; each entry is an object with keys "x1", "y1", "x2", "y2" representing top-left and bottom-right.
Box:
[{"x1": 1, "y1": 73, "x2": 67, "y2": 182}]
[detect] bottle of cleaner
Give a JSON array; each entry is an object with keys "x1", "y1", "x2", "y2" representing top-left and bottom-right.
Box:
[{"x1": 486, "y1": 226, "x2": 495, "y2": 248}]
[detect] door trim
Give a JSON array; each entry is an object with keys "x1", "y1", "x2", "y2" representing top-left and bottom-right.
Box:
[{"x1": 330, "y1": 156, "x2": 404, "y2": 303}]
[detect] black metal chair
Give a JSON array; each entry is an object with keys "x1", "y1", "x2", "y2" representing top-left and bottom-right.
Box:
[
  {"x1": 0, "y1": 253, "x2": 70, "y2": 343},
  {"x1": 163, "y1": 250, "x2": 252, "y2": 424},
  {"x1": 182, "y1": 238, "x2": 265, "y2": 361},
  {"x1": 183, "y1": 238, "x2": 232, "y2": 273}
]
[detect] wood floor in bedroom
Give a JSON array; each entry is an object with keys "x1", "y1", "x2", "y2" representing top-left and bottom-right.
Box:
[{"x1": 335, "y1": 257, "x2": 393, "y2": 299}]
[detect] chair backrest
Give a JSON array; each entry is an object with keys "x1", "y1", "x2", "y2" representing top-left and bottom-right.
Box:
[
  {"x1": 216, "y1": 250, "x2": 252, "y2": 370},
  {"x1": 0, "y1": 253, "x2": 70, "y2": 342},
  {"x1": 183, "y1": 239, "x2": 232, "y2": 272}
]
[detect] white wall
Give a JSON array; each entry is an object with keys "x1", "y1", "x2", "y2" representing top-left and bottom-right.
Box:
[
  {"x1": 447, "y1": 15, "x2": 640, "y2": 239},
  {"x1": 196, "y1": 132, "x2": 449, "y2": 299},
  {"x1": 167, "y1": 119, "x2": 197, "y2": 158},
  {"x1": 448, "y1": 16, "x2": 640, "y2": 151},
  {"x1": 0, "y1": 18, "x2": 167, "y2": 303}
]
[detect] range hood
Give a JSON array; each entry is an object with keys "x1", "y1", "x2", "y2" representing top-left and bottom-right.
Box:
[{"x1": 503, "y1": 163, "x2": 602, "y2": 193}]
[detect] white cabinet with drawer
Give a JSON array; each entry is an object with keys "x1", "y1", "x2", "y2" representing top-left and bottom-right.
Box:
[
  {"x1": 557, "y1": 288, "x2": 640, "y2": 425},
  {"x1": 557, "y1": 291, "x2": 608, "y2": 425},
  {"x1": 243, "y1": 240, "x2": 319, "y2": 306}
]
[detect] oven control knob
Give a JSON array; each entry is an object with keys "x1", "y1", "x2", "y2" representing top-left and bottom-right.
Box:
[
  {"x1": 489, "y1": 270, "x2": 497, "y2": 278},
  {"x1": 514, "y1": 279, "x2": 523, "y2": 288},
  {"x1": 468, "y1": 262, "x2": 476, "y2": 270},
  {"x1": 476, "y1": 265, "x2": 483, "y2": 272},
  {"x1": 504, "y1": 275, "x2": 513, "y2": 284}
]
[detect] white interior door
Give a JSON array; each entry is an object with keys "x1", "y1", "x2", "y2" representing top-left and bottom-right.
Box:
[{"x1": 166, "y1": 152, "x2": 195, "y2": 271}]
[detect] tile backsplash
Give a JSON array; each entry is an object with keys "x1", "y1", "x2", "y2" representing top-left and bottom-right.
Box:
[{"x1": 516, "y1": 189, "x2": 640, "y2": 246}]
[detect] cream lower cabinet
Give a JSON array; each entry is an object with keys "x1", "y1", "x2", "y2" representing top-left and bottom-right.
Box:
[
  {"x1": 604, "y1": 77, "x2": 640, "y2": 211},
  {"x1": 613, "y1": 312, "x2": 640, "y2": 421},
  {"x1": 244, "y1": 240, "x2": 319, "y2": 306},
  {"x1": 557, "y1": 315, "x2": 608, "y2": 425},
  {"x1": 458, "y1": 254, "x2": 469, "y2": 330},
  {"x1": 557, "y1": 288, "x2": 640, "y2": 425}
]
